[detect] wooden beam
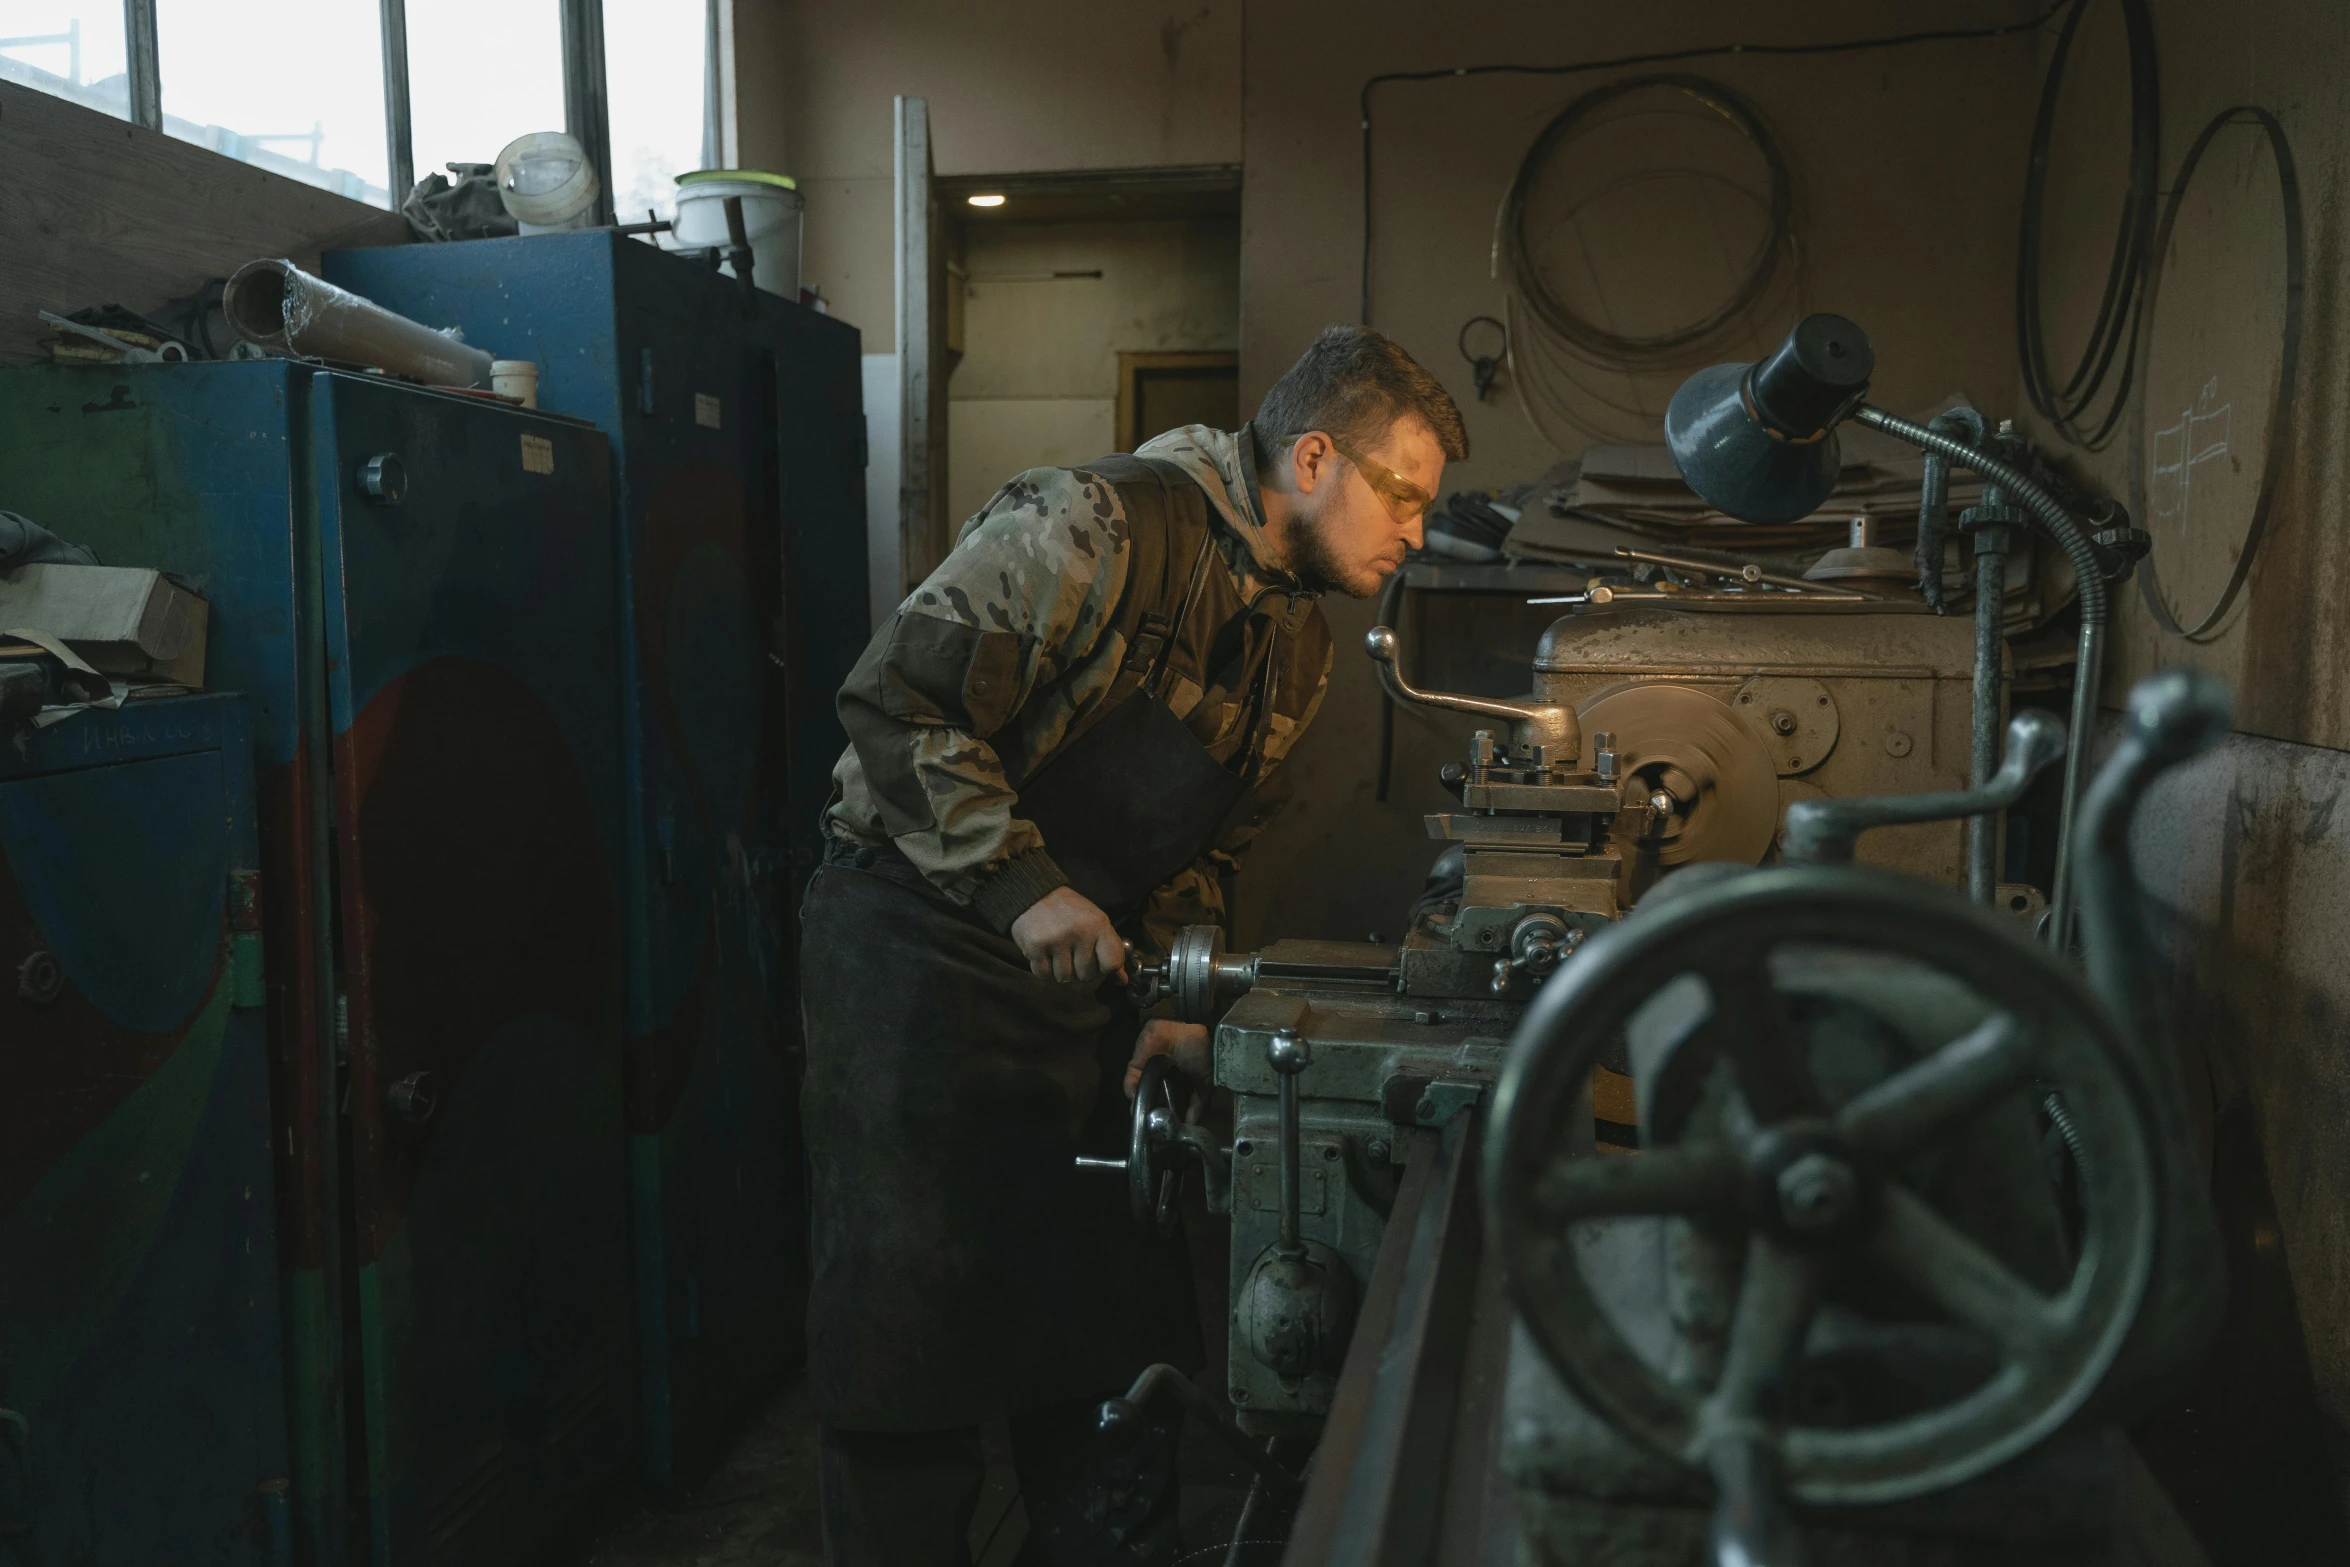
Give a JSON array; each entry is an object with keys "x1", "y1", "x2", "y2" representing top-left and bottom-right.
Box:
[{"x1": 0, "y1": 80, "x2": 409, "y2": 366}]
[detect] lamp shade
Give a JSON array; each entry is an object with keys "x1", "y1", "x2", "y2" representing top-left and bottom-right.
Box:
[{"x1": 1663, "y1": 314, "x2": 1875, "y2": 525}]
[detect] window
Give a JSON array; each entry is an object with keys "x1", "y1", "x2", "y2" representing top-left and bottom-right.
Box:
[
  {"x1": 157, "y1": 0, "x2": 391, "y2": 205},
  {"x1": 0, "y1": 1, "x2": 130, "y2": 121},
  {"x1": 6, "y1": 2, "x2": 717, "y2": 222},
  {"x1": 404, "y1": 0, "x2": 566, "y2": 197},
  {"x1": 601, "y1": 0, "x2": 710, "y2": 225}
]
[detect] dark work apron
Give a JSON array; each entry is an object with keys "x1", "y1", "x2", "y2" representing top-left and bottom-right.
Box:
[
  {"x1": 801, "y1": 461, "x2": 1278, "y2": 1431},
  {"x1": 1014, "y1": 460, "x2": 1273, "y2": 921}
]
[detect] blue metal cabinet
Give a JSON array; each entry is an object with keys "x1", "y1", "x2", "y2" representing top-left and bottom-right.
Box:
[
  {"x1": 0, "y1": 694, "x2": 288, "y2": 1564},
  {"x1": 0, "y1": 363, "x2": 633, "y2": 1566},
  {"x1": 325, "y1": 233, "x2": 868, "y2": 1496}
]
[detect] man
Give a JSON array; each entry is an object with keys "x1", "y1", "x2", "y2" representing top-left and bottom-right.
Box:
[{"x1": 801, "y1": 325, "x2": 1467, "y2": 1564}]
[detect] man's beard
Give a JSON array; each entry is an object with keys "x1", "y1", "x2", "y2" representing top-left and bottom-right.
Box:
[{"x1": 1283, "y1": 511, "x2": 1385, "y2": 598}]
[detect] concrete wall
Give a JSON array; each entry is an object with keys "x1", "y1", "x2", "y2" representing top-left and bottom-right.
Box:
[
  {"x1": 1235, "y1": 0, "x2": 2044, "y2": 494},
  {"x1": 2021, "y1": 0, "x2": 2350, "y2": 1523},
  {"x1": 736, "y1": 0, "x2": 1243, "y2": 350},
  {"x1": 947, "y1": 215, "x2": 1240, "y2": 522},
  {"x1": 1231, "y1": 0, "x2": 2044, "y2": 943}
]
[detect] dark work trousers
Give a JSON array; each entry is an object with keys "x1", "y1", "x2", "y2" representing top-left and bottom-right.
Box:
[
  {"x1": 800, "y1": 840, "x2": 1201, "y2": 1563},
  {"x1": 818, "y1": 1394, "x2": 1184, "y2": 1566}
]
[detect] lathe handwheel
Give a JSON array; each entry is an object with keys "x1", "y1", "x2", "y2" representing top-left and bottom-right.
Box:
[
  {"x1": 1486, "y1": 864, "x2": 2160, "y2": 1506},
  {"x1": 1130, "y1": 1054, "x2": 1186, "y2": 1239}
]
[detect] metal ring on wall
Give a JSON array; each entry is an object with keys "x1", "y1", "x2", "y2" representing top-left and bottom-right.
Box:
[{"x1": 2134, "y1": 106, "x2": 2304, "y2": 643}]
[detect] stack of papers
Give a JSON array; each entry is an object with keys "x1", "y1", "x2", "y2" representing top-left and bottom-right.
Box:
[{"x1": 1518, "y1": 402, "x2": 1988, "y2": 557}]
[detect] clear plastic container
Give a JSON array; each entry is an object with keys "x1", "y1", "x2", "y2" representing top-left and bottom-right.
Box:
[{"x1": 495, "y1": 132, "x2": 601, "y2": 234}]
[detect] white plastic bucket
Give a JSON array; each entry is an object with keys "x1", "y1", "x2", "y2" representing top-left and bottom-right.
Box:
[
  {"x1": 668, "y1": 170, "x2": 803, "y2": 298},
  {"x1": 490, "y1": 359, "x2": 539, "y2": 407},
  {"x1": 496, "y1": 132, "x2": 601, "y2": 235}
]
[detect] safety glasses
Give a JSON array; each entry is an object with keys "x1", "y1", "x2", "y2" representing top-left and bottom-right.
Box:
[{"x1": 1325, "y1": 436, "x2": 1435, "y2": 527}]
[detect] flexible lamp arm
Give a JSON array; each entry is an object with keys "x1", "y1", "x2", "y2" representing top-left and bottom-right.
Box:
[{"x1": 1848, "y1": 403, "x2": 2109, "y2": 943}]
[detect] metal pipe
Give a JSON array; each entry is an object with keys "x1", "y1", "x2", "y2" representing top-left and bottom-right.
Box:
[
  {"x1": 1967, "y1": 507, "x2": 2011, "y2": 905},
  {"x1": 222, "y1": 260, "x2": 495, "y2": 388},
  {"x1": 381, "y1": 0, "x2": 415, "y2": 206},
  {"x1": 1851, "y1": 405, "x2": 2108, "y2": 946},
  {"x1": 1611, "y1": 546, "x2": 1838, "y2": 596},
  {"x1": 122, "y1": 0, "x2": 159, "y2": 130},
  {"x1": 1914, "y1": 406, "x2": 1987, "y2": 610}
]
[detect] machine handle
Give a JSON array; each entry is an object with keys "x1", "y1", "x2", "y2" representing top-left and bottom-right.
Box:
[
  {"x1": 1364, "y1": 625, "x2": 1579, "y2": 757},
  {"x1": 1779, "y1": 711, "x2": 2067, "y2": 866},
  {"x1": 1268, "y1": 1028, "x2": 1310, "y2": 1259}
]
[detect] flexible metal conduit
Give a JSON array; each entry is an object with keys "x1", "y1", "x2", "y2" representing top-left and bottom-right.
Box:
[{"x1": 1853, "y1": 403, "x2": 2107, "y2": 941}]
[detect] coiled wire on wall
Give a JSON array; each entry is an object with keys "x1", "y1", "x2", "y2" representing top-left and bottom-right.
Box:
[
  {"x1": 1493, "y1": 75, "x2": 1804, "y2": 451},
  {"x1": 1499, "y1": 75, "x2": 1792, "y2": 360},
  {"x1": 2014, "y1": 0, "x2": 2161, "y2": 451},
  {"x1": 2134, "y1": 105, "x2": 2305, "y2": 642}
]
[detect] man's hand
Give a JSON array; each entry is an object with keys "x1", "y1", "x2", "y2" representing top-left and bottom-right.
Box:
[
  {"x1": 1127, "y1": 1020, "x2": 1211, "y2": 1101},
  {"x1": 1011, "y1": 886, "x2": 1127, "y2": 984}
]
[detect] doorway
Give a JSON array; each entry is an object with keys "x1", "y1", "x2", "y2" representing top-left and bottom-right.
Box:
[
  {"x1": 933, "y1": 166, "x2": 1242, "y2": 526},
  {"x1": 1117, "y1": 351, "x2": 1240, "y2": 452}
]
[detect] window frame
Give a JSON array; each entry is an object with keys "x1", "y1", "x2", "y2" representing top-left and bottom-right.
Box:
[{"x1": 109, "y1": 0, "x2": 715, "y2": 217}]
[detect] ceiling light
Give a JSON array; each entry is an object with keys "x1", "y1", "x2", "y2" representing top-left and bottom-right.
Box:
[{"x1": 966, "y1": 194, "x2": 1006, "y2": 208}]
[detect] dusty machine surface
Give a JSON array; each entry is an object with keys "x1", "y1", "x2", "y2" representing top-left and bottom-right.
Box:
[
  {"x1": 1084, "y1": 631, "x2": 2223, "y2": 1567},
  {"x1": 1087, "y1": 577, "x2": 2028, "y2": 1455},
  {"x1": 1482, "y1": 671, "x2": 2228, "y2": 1565}
]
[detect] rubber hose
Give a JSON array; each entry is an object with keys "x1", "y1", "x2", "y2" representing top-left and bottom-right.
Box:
[{"x1": 1853, "y1": 404, "x2": 2106, "y2": 941}]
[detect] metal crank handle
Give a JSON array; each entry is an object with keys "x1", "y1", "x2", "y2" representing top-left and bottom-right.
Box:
[
  {"x1": 1122, "y1": 940, "x2": 1169, "y2": 1009},
  {"x1": 1779, "y1": 710, "x2": 2067, "y2": 866},
  {"x1": 1268, "y1": 1028, "x2": 1311, "y2": 1258},
  {"x1": 1364, "y1": 625, "x2": 1578, "y2": 756}
]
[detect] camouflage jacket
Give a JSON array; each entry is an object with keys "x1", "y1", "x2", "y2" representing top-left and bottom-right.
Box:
[{"x1": 825, "y1": 423, "x2": 1333, "y2": 944}]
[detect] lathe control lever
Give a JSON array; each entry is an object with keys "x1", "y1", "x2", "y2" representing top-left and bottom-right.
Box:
[
  {"x1": 1365, "y1": 624, "x2": 1580, "y2": 759},
  {"x1": 1779, "y1": 710, "x2": 2066, "y2": 866}
]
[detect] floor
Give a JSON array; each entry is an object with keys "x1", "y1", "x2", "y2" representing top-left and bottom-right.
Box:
[
  {"x1": 574, "y1": 1377, "x2": 1266, "y2": 1567},
  {"x1": 574, "y1": 1169, "x2": 1271, "y2": 1565}
]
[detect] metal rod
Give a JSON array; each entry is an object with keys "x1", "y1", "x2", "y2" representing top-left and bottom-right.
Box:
[
  {"x1": 1968, "y1": 510, "x2": 2011, "y2": 904},
  {"x1": 702, "y1": 0, "x2": 727, "y2": 169},
  {"x1": 558, "y1": 0, "x2": 615, "y2": 227},
  {"x1": 1279, "y1": 1050, "x2": 1303, "y2": 1258},
  {"x1": 121, "y1": 0, "x2": 159, "y2": 130},
  {"x1": 1612, "y1": 546, "x2": 1840, "y2": 596},
  {"x1": 1851, "y1": 405, "x2": 2108, "y2": 949},
  {"x1": 380, "y1": 0, "x2": 414, "y2": 205}
]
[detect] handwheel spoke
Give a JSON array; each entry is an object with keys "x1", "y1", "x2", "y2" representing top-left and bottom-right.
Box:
[
  {"x1": 1708, "y1": 1232, "x2": 1822, "y2": 1420},
  {"x1": 1701, "y1": 954, "x2": 1827, "y2": 1122},
  {"x1": 1866, "y1": 1183, "x2": 2062, "y2": 1362},
  {"x1": 1533, "y1": 1142, "x2": 1745, "y2": 1221},
  {"x1": 1838, "y1": 1012, "x2": 2037, "y2": 1160}
]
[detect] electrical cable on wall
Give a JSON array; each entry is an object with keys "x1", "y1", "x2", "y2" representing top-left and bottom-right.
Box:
[
  {"x1": 1500, "y1": 75, "x2": 1790, "y2": 359},
  {"x1": 1491, "y1": 76, "x2": 1805, "y2": 451},
  {"x1": 2135, "y1": 106, "x2": 2304, "y2": 642},
  {"x1": 1356, "y1": 2, "x2": 2076, "y2": 329},
  {"x1": 2014, "y1": 0, "x2": 2160, "y2": 451}
]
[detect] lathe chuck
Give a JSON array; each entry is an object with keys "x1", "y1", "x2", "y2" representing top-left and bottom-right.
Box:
[{"x1": 1577, "y1": 682, "x2": 1780, "y2": 869}]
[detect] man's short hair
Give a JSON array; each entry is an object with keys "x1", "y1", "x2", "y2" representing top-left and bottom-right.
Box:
[{"x1": 1254, "y1": 325, "x2": 1469, "y2": 462}]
